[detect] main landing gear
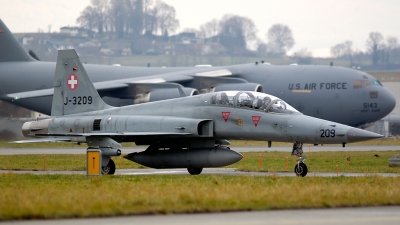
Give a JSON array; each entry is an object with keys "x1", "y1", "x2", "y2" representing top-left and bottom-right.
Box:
[
  {"x1": 292, "y1": 142, "x2": 308, "y2": 177},
  {"x1": 187, "y1": 167, "x2": 203, "y2": 175},
  {"x1": 102, "y1": 159, "x2": 116, "y2": 175}
]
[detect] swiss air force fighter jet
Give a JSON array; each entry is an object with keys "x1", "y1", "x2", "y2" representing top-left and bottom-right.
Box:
[
  {"x1": 17, "y1": 50, "x2": 383, "y2": 177},
  {"x1": 0, "y1": 19, "x2": 396, "y2": 128}
]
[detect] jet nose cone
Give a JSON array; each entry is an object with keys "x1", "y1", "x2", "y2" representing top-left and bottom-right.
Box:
[
  {"x1": 381, "y1": 89, "x2": 396, "y2": 116},
  {"x1": 347, "y1": 128, "x2": 383, "y2": 142}
]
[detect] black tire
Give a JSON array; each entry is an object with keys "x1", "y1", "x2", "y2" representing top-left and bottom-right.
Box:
[
  {"x1": 102, "y1": 159, "x2": 116, "y2": 175},
  {"x1": 187, "y1": 167, "x2": 203, "y2": 175},
  {"x1": 294, "y1": 163, "x2": 308, "y2": 177}
]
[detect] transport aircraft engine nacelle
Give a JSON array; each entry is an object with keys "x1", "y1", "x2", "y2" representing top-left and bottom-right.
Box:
[
  {"x1": 124, "y1": 146, "x2": 243, "y2": 168},
  {"x1": 135, "y1": 88, "x2": 199, "y2": 104},
  {"x1": 212, "y1": 83, "x2": 263, "y2": 93}
]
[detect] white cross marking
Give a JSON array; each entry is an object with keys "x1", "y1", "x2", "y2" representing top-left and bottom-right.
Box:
[{"x1": 68, "y1": 75, "x2": 78, "y2": 90}]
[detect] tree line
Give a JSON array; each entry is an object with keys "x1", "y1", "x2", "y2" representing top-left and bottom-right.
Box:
[
  {"x1": 77, "y1": 0, "x2": 398, "y2": 68},
  {"x1": 77, "y1": 0, "x2": 295, "y2": 56},
  {"x1": 331, "y1": 33, "x2": 399, "y2": 68}
]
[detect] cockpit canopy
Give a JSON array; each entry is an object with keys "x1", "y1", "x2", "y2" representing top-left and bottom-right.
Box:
[{"x1": 210, "y1": 91, "x2": 300, "y2": 114}]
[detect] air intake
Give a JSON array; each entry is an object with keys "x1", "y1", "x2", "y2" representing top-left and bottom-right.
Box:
[{"x1": 93, "y1": 119, "x2": 101, "y2": 131}]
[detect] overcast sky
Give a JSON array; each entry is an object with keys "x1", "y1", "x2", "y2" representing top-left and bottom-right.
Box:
[{"x1": 1, "y1": 0, "x2": 399, "y2": 57}]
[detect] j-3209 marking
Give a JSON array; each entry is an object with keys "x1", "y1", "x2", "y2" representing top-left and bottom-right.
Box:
[{"x1": 64, "y1": 96, "x2": 93, "y2": 105}]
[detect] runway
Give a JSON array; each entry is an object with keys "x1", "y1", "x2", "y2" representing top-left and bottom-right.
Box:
[
  {"x1": 1, "y1": 145, "x2": 399, "y2": 155},
  {"x1": 4, "y1": 206, "x2": 400, "y2": 225},
  {"x1": 1, "y1": 168, "x2": 398, "y2": 177}
]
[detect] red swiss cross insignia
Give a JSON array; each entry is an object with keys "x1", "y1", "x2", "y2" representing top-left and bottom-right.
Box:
[{"x1": 67, "y1": 74, "x2": 78, "y2": 90}]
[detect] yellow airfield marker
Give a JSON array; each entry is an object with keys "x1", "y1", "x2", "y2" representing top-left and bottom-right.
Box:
[{"x1": 87, "y1": 149, "x2": 102, "y2": 177}]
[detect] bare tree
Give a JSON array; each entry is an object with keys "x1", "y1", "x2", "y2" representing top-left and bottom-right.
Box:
[
  {"x1": 199, "y1": 19, "x2": 219, "y2": 39},
  {"x1": 131, "y1": 0, "x2": 144, "y2": 36},
  {"x1": 266, "y1": 24, "x2": 294, "y2": 56},
  {"x1": 143, "y1": 0, "x2": 155, "y2": 34},
  {"x1": 366, "y1": 32, "x2": 383, "y2": 66},
  {"x1": 257, "y1": 42, "x2": 268, "y2": 56},
  {"x1": 152, "y1": 1, "x2": 179, "y2": 36},
  {"x1": 77, "y1": 0, "x2": 110, "y2": 34},
  {"x1": 331, "y1": 40, "x2": 354, "y2": 65},
  {"x1": 386, "y1": 36, "x2": 399, "y2": 64},
  {"x1": 218, "y1": 14, "x2": 257, "y2": 52},
  {"x1": 331, "y1": 43, "x2": 346, "y2": 58},
  {"x1": 293, "y1": 48, "x2": 312, "y2": 64}
]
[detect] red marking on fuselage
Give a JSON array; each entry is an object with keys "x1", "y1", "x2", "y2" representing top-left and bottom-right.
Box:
[
  {"x1": 252, "y1": 116, "x2": 261, "y2": 127},
  {"x1": 0, "y1": 29, "x2": 3, "y2": 33},
  {"x1": 82, "y1": 127, "x2": 85, "y2": 133},
  {"x1": 222, "y1": 112, "x2": 231, "y2": 122}
]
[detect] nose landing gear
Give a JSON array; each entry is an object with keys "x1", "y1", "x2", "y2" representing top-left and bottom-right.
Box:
[{"x1": 292, "y1": 142, "x2": 308, "y2": 177}]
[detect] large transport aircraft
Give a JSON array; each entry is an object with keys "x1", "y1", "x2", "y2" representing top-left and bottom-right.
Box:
[
  {"x1": 0, "y1": 19, "x2": 396, "y2": 127},
  {"x1": 16, "y1": 50, "x2": 383, "y2": 177}
]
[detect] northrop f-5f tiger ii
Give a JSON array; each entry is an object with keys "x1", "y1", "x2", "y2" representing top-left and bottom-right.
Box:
[{"x1": 17, "y1": 50, "x2": 383, "y2": 177}]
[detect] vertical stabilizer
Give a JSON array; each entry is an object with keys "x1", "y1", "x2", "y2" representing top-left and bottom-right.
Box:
[
  {"x1": 0, "y1": 19, "x2": 34, "y2": 62},
  {"x1": 51, "y1": 50, "x2": 112, "y2": 116}
]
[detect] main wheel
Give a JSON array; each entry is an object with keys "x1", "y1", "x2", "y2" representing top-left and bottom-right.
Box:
[
  {"x1": 102, "y1": 159, "x2": 116, "y2": 175},
  {"x1": 187, "y1": 167, "x2": 203, "y2": 175},
  {"x1": 294, "y1": 163, "x2": 308, "y2": 177}
]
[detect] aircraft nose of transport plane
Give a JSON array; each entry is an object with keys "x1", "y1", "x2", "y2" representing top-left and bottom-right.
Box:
[
  {"x1": 347, "y1": 128, "x2": 383, "y2": 142},
  {"x1": 380, "y1": 89, "x2": 396, "y2": 118}
]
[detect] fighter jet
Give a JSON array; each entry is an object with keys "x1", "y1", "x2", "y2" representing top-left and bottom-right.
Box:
[
  {"x1": 16, "y1": 50, "x2": 383, "y2": 177},
  {"x1": 0, "y1": 19, "x2": 395, "y2": 128}
]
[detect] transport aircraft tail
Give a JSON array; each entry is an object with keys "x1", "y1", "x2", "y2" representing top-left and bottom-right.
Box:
[
  {"x1": 0, "y1": 19, "x2": 35, "y2": 62},
  {"x1": 51, "y1": 49, "x2": 112, "y2": 116}
]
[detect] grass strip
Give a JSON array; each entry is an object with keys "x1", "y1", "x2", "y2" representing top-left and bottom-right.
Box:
[
  {"x1": 0, "y1": 174, "x2": 399, "y2": 220},
  {"x1": 1, "y1": 151, "x2": 399, "y2": 173},
  {"x1": 232, "y1": 151, "x2": 400, "y2": 173},
  {"x1": 0, "y1": 155, "x2": 144, "y2": 171}
]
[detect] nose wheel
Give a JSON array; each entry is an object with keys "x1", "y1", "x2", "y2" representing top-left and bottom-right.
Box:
[
  {"x1": 292, "y1": 142, "x2": 308, "y2": 177},
  {"x1": 294, "y1": 162, "x2": 308, "y2": 177}
]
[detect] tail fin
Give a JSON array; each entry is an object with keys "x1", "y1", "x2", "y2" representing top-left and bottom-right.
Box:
[
  {"x1": 51, "y1": 49, "x2": 112, "y2": 116},
  {"x1": 0, "y1": 19, "x2": 35, "y2": 62}
]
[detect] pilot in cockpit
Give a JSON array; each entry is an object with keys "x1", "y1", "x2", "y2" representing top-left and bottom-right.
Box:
[
  {"x1": 268, "y1": 100, "x2": 287, "y2": 113},
  {"x1": 260, "y1": 97, "x2": 271, "y2": 111}
]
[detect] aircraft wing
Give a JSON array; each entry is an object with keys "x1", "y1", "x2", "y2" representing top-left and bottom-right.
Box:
[
  {"x1": 5, "y1": 72, "x2": 194, "y2": 100},
  {"x1": 11, "y1": 137, "x2": 73, "y2": 143},
  {"x1": 33, "y1": 132, "x2": 192, "y2": 137},
  {"x1": 3, "y1": 66, "x2": 243, "y2": 100},
  {"x1": 15, "y1": 132, "x2": 192, "y2": 144}
]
